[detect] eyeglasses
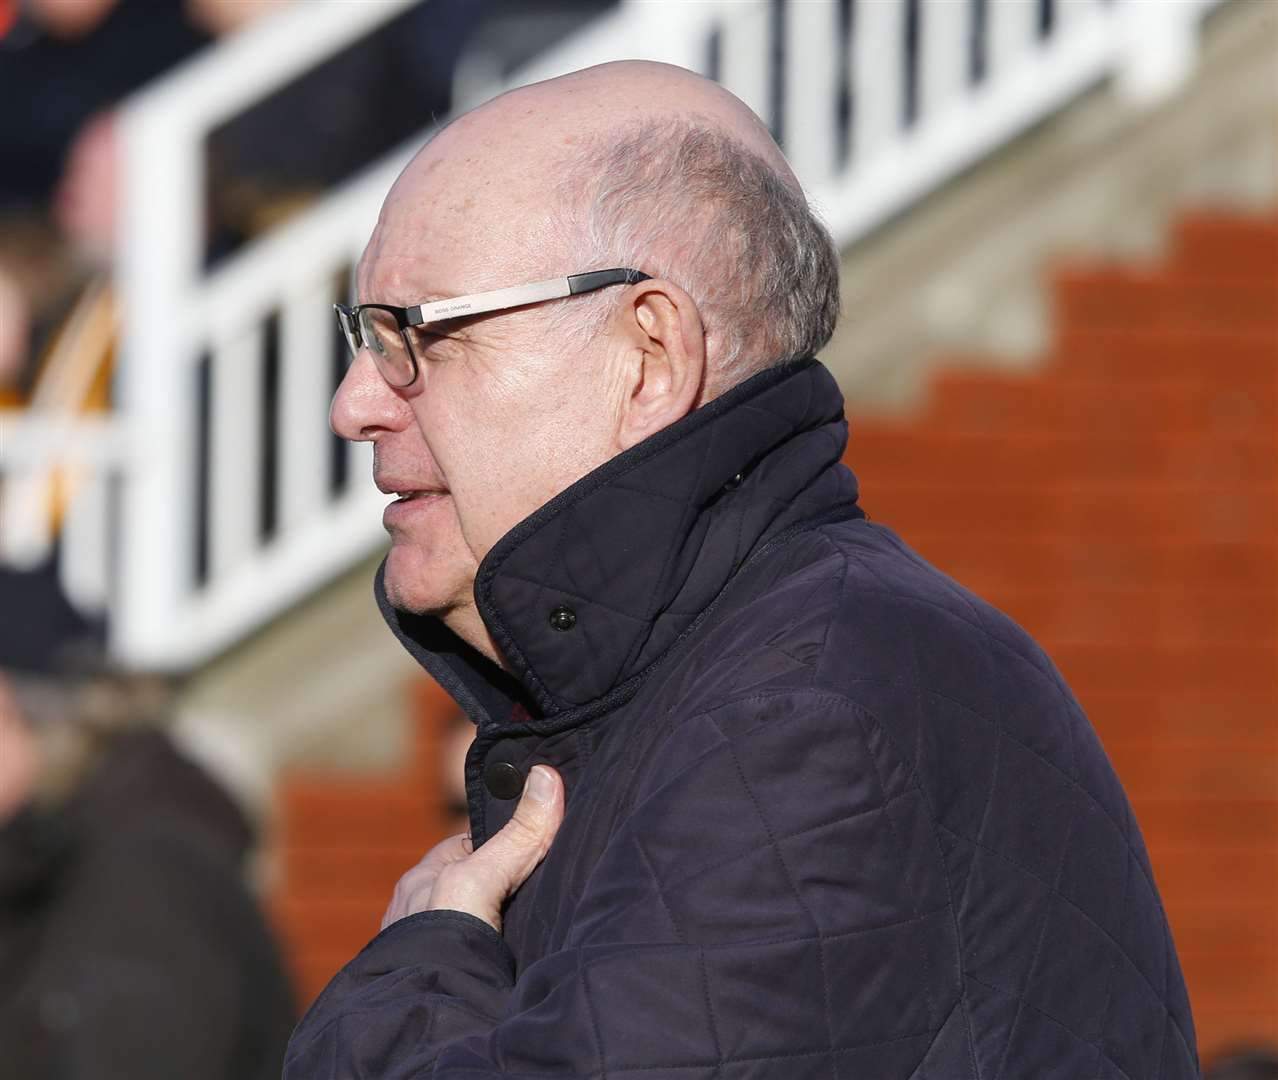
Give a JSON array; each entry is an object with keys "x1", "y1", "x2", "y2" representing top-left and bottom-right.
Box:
[{"x1": 334, "y1": 267, "x2": 651, "y2": 388}]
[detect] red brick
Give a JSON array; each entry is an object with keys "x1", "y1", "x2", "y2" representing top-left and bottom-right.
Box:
[
  {"x1": 991, "y1": 585, "x2": 1276, "y2": 646},
  {"x1": 277, "y1": 779, "x2": 435, "y2": 850},
  {"x1": 1088, "y1": 692, "x2": 1278, "y2": 745},
  {"x1": 1177, "y1": 949, "x2": 1278, "y2": 1014},
  {"x1": 894, "y1": 536, "x2": 1276, "y2": 593},
  {"x1": 1053, "y1": 271, "x2": 1277, "y2": 334},
  {"x1": 1132, "y1": 799, "x2": 1278, "y2": 849},
  {"x1": 1053, "y1": 327, "x2": 1277, "y2": 383},
  {"x1": 850, "y1": 431, "x2": 1276, "y2": 488},
  {"x1": 1053, "y1": 642, "x2": 1277, "y2": 700},
  {"x1": 279, "y1": 844, "x2": 433, "y2": 898},
  {"x1": 1107, "y1": 742, "x2": 1278, "y2": 801},
  {"x1": 270, "y1": 896, "x2": 383, "y2": 961},
  {"x1": 1149, "y1": 848, "x2": 1278, "y2": 910},
  {"x1": 1196, "y1": 1011, "x2": 1278, "y2": 1066},
  {"x1": 1173, "y1": 214, "x2": 1278, "y2": 280}
]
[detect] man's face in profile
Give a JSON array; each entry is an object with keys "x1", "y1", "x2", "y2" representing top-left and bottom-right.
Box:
[{"x1": 331, "y1": 124, "x2": 626, "y2": 624}]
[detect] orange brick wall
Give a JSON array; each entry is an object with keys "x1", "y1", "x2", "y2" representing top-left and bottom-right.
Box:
[
  {"x1": 271, "y1": 677, "x2": 466, "y2": 1004},
  {"x1": 847, "y1": 213, "x2": 1278, "y2": 1060},
  {"x1": 270, "y1": 213, "x2": 1277, "y2": 1061}
]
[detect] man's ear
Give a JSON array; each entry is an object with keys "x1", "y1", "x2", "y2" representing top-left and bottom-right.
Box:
[{"x1": 610, "y1": 279, "x2": 705, "y2": 452}]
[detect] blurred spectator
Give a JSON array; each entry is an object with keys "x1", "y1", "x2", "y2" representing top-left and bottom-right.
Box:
[
  {"x1": 0, "y1": 0, "x2": 213, "y2": 397},
  {"x1": 1206, "y1": 1048, "x2": 1278, "y2": 1080},
  {"x1": 0, "y1": 567, "x2": 294, "y2": 1080}
]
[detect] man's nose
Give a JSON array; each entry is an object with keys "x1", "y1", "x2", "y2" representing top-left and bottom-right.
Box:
[{"x1": 330, "y1": 351, "x2": 411, "y2": 441}]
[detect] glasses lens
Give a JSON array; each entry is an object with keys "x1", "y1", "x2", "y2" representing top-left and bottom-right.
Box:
[{"x1": 357, "y1": 307, "x2": 416, "y2": 387}]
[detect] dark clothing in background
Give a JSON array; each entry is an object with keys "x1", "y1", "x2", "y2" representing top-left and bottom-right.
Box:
[
  {"x1": 0, "y1": 728, "x2": 294, "y2": 1079},
  {"x1": 0, "y1": 0, "x2": 208, "y2": 210},
  {"x1": 286, "y1": 358, "x2": 1197, "y2": 1077}
]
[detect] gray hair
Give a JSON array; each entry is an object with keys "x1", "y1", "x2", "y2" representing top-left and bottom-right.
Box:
[{"x1": 550, "y1": 119, "x2": 841, "y2": 394}]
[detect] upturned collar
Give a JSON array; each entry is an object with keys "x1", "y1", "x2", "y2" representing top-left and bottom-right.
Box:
[{"x1": 379, "y1": 357, "x2": 862, "y2": 731}]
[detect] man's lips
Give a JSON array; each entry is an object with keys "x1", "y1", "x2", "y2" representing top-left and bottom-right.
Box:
[{"x1": 375, "y1": 479, "x2": 449, "y2": 500}]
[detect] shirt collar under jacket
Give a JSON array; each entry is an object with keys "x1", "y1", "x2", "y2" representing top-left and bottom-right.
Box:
[{"x1": 376, "y1": 356, "x2": 864, "y2": 736}]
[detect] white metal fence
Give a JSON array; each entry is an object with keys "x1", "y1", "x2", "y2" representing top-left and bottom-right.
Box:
[{"x1": 0, "y1": 0, "x2": 1224, "y2": 669}]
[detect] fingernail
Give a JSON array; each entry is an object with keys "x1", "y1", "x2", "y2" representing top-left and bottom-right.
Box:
[{"x1": 527, "y1": 766, "x2": 555, "y2": 803}]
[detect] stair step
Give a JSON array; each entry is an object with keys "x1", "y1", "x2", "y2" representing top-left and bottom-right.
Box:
[
  {"x1": 1087, "y1": 693, "x2": 1278, "y2": 744},
  {"x1": 271, "y1": 896, "x2": 384, "y2": 959},
  {"x1": 991, "y1": 584, "x2": 1275, "y2": 645},
  {"x1": 278, "y1": 779, "x2": 436, "y2": 849},
  {"x1": 1109, "y1": 741, "x2": 1278, "y2": 802},
  {"x1": 852, "y1": 430, "x2": 1275, "y2": 487},
  {"x1": 1050, "y1": 642, "x2": 1278, "y2": 701},
  {"x1": 279, "y1": 844, "x2": 436, "y2": 896},
  {"x1": 1049, "y1": 327, "x2": 1276, "y2": 382},
  {"x1": 1172, "y1": 214, "x2": 1278, "y2": 280},
  {"x1": 1053, "y1": 272, "x2": 1277, "y2": 332},
  {"x1": 869, "y1": 482, "x2": 1276, "y2": 543}
]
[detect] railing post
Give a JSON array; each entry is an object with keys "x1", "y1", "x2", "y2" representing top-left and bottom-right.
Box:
[
  {"x1": 1116, "y1": 0, "x2": 1204, "y2": 107},
  {"x1": 113, "y1": 96, "x2": 203, "y2": 668},
  {"x1": 783, "y1": 0, "x2": 841, "y2": 183}
]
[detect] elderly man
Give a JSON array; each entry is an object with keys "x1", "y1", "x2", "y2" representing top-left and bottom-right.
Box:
[{"x1": 286, "y1": 62, "x2": 1197, "y2": 1078}]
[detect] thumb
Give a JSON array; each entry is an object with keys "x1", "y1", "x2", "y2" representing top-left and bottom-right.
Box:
[{"x1": 469, "y1": 765, "x2": 565, "y2": 898}]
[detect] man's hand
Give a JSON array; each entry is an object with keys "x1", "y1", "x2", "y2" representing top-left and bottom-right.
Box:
[{"x1": 381, "y1": 765, "x2": 564, "y2": 933}]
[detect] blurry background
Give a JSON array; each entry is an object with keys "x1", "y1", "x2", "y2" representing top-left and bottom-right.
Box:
[{"x1": 0, "y1": 0, "x2": 1274, "y2": 1069}]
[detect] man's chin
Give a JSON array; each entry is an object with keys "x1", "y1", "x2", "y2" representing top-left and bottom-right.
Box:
[{"x1": 383, "y1": 544, "x2": 464, "y2": 617}]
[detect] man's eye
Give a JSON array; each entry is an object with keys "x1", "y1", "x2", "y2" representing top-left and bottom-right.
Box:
[{"x1": 408, "y1": 328, "x2": 451, "y2": 353}]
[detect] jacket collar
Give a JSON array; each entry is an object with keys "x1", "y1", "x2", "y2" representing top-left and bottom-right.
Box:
[{"x1": 378, "y1": 357, "x2": 861, "y2": 730}]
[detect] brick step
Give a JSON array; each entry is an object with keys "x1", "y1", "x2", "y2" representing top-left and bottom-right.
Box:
[
  {"x1": 278, "y1": 779, "x2": 435, "y2": 849},
  {"x1": 286, "y1": 953, "x2": 364, "y2": 1009},
  {"x1": 899, "y1": 536, "x2": 1278, "y2": 592},
  {"x1": 1171, "y1": 214, "x2": 1278, "y2": 280},
  {"x1": 900, "y1": 373, "x2": 1276, "y2": 439},
  {"x1": 1147, "y1": 848, "x2": 1278, "y2": 909},
  {"x1": 1106, "y1": 742, "x2": 1278, "y2": 801},
  {"x1": 279, "y1": 844, "x2": 429, "y2": 896},
  {"x1": 271, "y1": 896, "x2": 384, "y2": 961},
  {"x1": 1174, "y1": 950, "x2": 1278, "y2": 1014},
  {"x1": 1170, "y1": 899, "x2": 1278, "y2": 961},
  {"x1": 1129, "y1": 792, "x2": 1278, "y2": 848},
  {"x1": 1190, "y1": 1010, "x2": 1278, "y2": 1061},
  {"x1": 989, "y1": 584, "x2": 1276, "y2": 645},
  {"x1": 1051, "y1": 642, "x2": 1277, "y2": 700},
  {"x1": 1052, "y1": 272, "x2": 1277, "y2": 332},
  {"x1": 850, "y1": 433, "x2": 1276, "y2": 487},
  {"x1": 1048, "y1": 327, "x2": 1277, "y2": 382},
  {"x1": 870, "y1": 484, "x2": 1276, "y2": 543},
  {"x1": 1091, "y1": 697, "x2": 1278, "y2": 745}
]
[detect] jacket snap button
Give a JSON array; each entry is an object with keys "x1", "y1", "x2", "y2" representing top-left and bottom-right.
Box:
[
  {"x1": 484, "y1": 760, "x2": 524, "y2": 800},
  {"x1": 549, "y1": 605, "x2": 577, "y2": 631},
  {"x1": 724, "y1": 472, "x2": 744, "y2": 490}
]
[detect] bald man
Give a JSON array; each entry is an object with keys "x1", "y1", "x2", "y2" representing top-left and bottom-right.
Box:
[{"x1": 286, "y1": 62, "x2": 1198, "y2": 1079}]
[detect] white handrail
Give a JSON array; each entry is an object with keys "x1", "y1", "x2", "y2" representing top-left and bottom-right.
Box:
[{"x1": 1, "y1": 0, "x2": 1227, "y2": 669}]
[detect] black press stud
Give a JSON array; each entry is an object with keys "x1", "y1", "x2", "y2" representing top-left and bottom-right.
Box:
[
  {"x1": 484, "y1": 760, "x2": 525, "y2": 800},
  {"x1": 549, "y1": 605, "x2": 577, "y2": 632},
  {"x1": 724, "y1": 472, "x2": 744, "y2": 491}
]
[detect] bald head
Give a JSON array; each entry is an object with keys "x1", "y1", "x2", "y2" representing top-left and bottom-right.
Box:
[{"x1": 365, "y1": 61, "x2": 838, "y2": 388}]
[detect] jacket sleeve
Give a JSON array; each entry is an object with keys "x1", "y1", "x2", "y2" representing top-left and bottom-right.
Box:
[{"x1": 285, "y1": 690, "x2": 962, "y2": 1078}]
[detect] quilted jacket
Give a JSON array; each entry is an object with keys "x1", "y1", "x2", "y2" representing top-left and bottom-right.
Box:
[{"x1": 285, "y1": 358, "x2": 1198, "y2": 1079}]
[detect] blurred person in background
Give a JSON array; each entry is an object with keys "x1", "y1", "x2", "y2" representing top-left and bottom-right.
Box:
[
  {"x1": 1206, "y1": 1048, "x2": 1278, "y2": 1080},
  {"x1": 0, "y1": 566, "x2": 294, "y2": 1079},
  {"x1": 287, "y1": 60, "x2": 1198, "y2": 1077}
]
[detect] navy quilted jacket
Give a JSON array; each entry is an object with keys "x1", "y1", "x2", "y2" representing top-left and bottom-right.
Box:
[{"x1": 286, "y1": 359, "x2": 1198, "y2": 1078}]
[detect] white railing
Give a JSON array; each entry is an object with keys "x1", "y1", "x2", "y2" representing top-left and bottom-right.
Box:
[{"x1": 0, "y1": 0, "x2": 1225, "y2": 669}]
